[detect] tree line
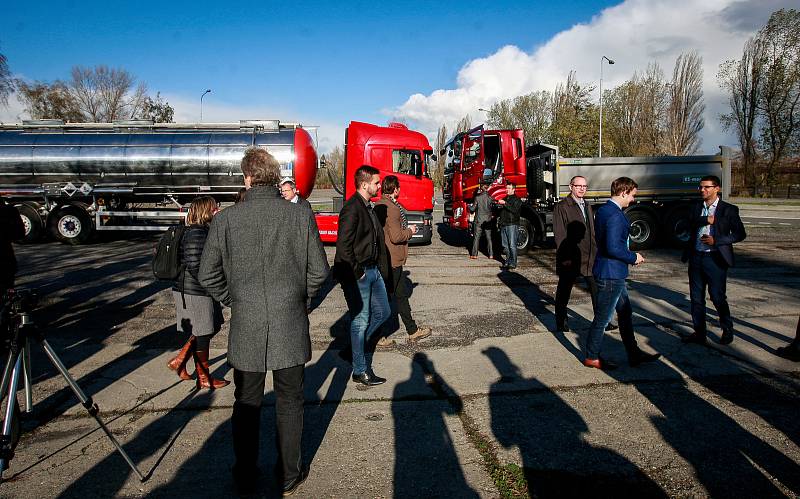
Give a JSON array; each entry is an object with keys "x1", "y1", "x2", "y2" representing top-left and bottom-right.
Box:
[{"x1": 0, "y1": 58, "x2": 173, "y2": 124}]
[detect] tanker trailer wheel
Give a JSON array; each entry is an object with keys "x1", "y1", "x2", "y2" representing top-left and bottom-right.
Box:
[
  {"x1": 15, "y1": 203, "x2": 44, "y2": 243},
  {"x1": 48, "y1": 205, "x2": 93, "y2": 245},
  {"x1": 627, "y1": 209, "x2": 658, "y2": 250}
]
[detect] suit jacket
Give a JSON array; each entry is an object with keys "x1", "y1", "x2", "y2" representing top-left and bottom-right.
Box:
[
  {"x1": 333, "y1": 193, "x2": 389, "y2": 283},
  {"x1": 198, "y1": 186, "x2": 329, "y2": 372},
  {"x1": 554, "y1": 196, "x2": 596, "y2": 276},
  {"x1": 374, "y1": 196, "x2": 413, "y2": 268},
  {"x1": 681, "y1": 199, "x2": 746, "y2": 267},
  {"x1": 592, "y1": 200, "x2": 637, "y2": 280},
  {"x1": 293, "y1": 195, "x2": 312, "y2": 211},
  {"x1": 470, "y1": 190, "x2": 494, "y2": 223}
]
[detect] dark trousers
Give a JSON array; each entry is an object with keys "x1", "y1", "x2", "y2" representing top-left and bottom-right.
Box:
[
  {"x1": 689, "y1": 251, "x2": 733, "y2": 336},
  {"x1": 231, "y1": 365, "x2": 304, "y2": 483},
  {"x1": 389, "y1": 266, "x2": 418, "y2": 334},
  {"x1": 471, "y1": 220, "x2": 493, "y2": 257},
  {"x1": 555, "y1": 273, "x2": 598, "y2": 326}
]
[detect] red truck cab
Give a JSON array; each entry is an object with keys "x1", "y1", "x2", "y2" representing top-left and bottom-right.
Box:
[
  {"x1": 442, "y1": 125, "x2": 527, "y2": 230},
  {"x1": 316, "y1": 121, "x2": 435, "y2": 244}
]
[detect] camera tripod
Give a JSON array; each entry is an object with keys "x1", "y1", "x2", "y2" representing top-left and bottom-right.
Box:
[{"x1": 0, "y1": 291, "x2": 144, "y2": 482}]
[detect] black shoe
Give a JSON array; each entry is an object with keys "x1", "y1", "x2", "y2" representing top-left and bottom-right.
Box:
[
  {"x1": 352, "y1": 371, "x2": 386, "y2": 386},
  {"x1": 681, "y1": 333, "x2": 707, "y2": 345},
  {"x1": 776, "y1": 345, "x2": 800, "y2": 362},
  {"x1": 629, "y1": 351, "x2": 661, "y2": 367},
  {"x1": 232, "y1": 465, "x2": 259, "y2": 496},
  {"x1": 605, "y1": 323, "x2": 618, "y2": 332},
  {"x1": 556, "y1": 321, "x2": 570, "y2": 333},
  {"x1": 283, "y1": 466, "x2": 308, "y2": 496},
  {"x1": 719, "y1": 330, "x2": 734, "y2": 345}
]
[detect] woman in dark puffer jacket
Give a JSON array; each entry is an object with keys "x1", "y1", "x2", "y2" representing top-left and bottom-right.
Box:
[{"x1": 166, "y1": 196, "x2": 229, "y2": 389}]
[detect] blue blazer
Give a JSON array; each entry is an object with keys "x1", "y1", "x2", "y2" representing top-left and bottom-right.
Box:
[{"x1": 592, "y1": 200, "x2": 637, "y2": 280}]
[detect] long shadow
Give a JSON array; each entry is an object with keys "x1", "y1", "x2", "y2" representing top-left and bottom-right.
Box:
[
  {"x1": 393, "y1": 352, "x2": 479, "y2": 498},
  {"x1": 56, "y1": 386, "x2": 217, "y2": 499},
  {"x1": 483, "y1": 347, "x2": 667, "y2": 497},
  {"x1": 598, "y1": 331, "x2": 800, "y2": 496}
]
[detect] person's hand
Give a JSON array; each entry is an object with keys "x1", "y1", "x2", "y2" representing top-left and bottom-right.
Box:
[
  {"x1": 707, "y1": 215, "x2": 715, "y2": 225},
  {"x1": 700, "y1": 234, "x2": 715, "y2": 246},
  {"x1": 410, "y1": 225, "x2": 419, "y2": 234},
  {"x1": 634, "y1": 253, "x2": 645, "y2": 265},
  {"x1": 497, "y1": 199, "x2": 506, "y2": 205}
]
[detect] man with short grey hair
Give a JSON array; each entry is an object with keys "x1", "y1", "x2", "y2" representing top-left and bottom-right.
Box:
[
  {"x1": 200, "y1": 147, "x2": 329, "y2": 496},
  {"x1": 280, "y1": 177, "x2": 312, "y2": 210}
]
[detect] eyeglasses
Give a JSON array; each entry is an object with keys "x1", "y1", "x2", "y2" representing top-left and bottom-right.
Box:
[
  {"x1": 571, "y1": 184, "x2": 588, "y2": 189},
  {"x1": 699, "y1": 185, "x2": 718, "y2": 190}
]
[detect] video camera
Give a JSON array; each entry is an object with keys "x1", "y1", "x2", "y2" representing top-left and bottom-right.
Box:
[{"x1": 0, "y1": 289, "x2": 37, "y2": 347}]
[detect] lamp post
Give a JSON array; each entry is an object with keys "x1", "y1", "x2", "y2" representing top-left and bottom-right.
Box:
[
  {"x1": 599, "y1": 56, "x2": 614, "y2": 157},
  {"x1": 200, "y1": 89, "x2": 211, "y2": 122}
]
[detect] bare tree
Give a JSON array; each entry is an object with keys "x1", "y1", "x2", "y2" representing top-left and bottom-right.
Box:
[
  {"x1": 432, "y1": 124, "x2": 448, "y2": 189},
  {"x1": 551, "y1": 71, "x2": 598, "y2": 157},
  {"x1": 0, "y1": 49, "x2": 13, "y2": 107},
  {"x1": 136, "y1": 92, "x2": 174, "y2": 123},
  {"x1": 757, "y1": 9, "x2": 800, "y2": 187},
  {"x1": 604, "y1": 64, "x2": 667, "y2": 156},
  {"x1": 15, "y1": 80, "x2": 83, "y2": 122},
  {"x1": 69, "y1": 65, "x2": 147, "y2": 122},
  {"x1": 666, "y1": 52, "x2": 705, "y2": 155},
  {"x1": 454, "y1": 114, "x2": 472, "y2": 134},
  {"x1": 316, "y1": 145, "x2": 345, "y2": 190}
]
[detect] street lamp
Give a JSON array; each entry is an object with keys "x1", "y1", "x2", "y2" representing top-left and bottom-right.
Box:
[
  {"x1": 200, "y1": 89, "x2": 211, "y2": 122},
  {"x1": 478, "y1": 108, "x2": 489, "y2": 113},
  {"x1": 599, "y1": 56, "x2": 614, "y2": 158}
]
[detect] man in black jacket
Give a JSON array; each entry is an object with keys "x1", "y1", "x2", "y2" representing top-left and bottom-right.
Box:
[
  {"x1": 496, "y1": 183, "x2": 523, "y2": 270},
  {"x1": 681, "y1": 175, "x2": 746, "y2": 345},
  {"x1": 279, "y1": 178, "x2": 312, "y2": 211},
  {"x1": 334, "y1": 165, "x2": 391, "y2": 386},
  {"x1": 0, "y1": 196, "x2": 25, "y2": 293}
]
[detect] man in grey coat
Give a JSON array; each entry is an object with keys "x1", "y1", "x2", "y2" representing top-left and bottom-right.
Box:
[
  {"x1": 199, "y1": 148, "x2": 329, "y2": 496},
  {"x1": 470, "y1": 184, "x2": 495, "y2": 259}
]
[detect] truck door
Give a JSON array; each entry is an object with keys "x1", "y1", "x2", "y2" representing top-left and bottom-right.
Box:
[{"x1": 460, "y1": 125, "x2": 485, "y2": 201}]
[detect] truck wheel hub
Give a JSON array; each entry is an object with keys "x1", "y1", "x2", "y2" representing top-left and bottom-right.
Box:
[{"x1": 59, "y1": 215, "x2": 82, "y2": 237}]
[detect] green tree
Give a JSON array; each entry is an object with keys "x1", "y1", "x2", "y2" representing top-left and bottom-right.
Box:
[
  {"x1": 665, "y1": 52, "x2": 705, "y2": 155},
  {"x1": 432, "y1": 124, "x2": 448, "y2": 189},
  {"x1": 487, "y1": 91, "x2": 551, "y2": 145},
  {"x1": 603, "y1": 64, "x2": 666, "y2": 156},
  {"x1": 136, "y1": 92, "x2": 174, "y2": 123},
  {"x1": 550, "y1": 71, "x2": 598, "y2": 157},
  {"x1": 15, "y1": 79, "x2": 83, "y2": 122}
]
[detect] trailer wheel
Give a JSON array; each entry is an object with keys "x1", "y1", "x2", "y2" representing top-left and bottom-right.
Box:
[
  {"x1": 666, "y1": 206, "x2": 692, "y2": 246},
  {"x1": 627, "y1": 209, "x2": 658, "y2": 250},
  {"x1": 15, "y1": 203, "x2": 44, "y2": 243},
  {"x1": 49, "y1": 205, "x2": 93, "y2": 245}
]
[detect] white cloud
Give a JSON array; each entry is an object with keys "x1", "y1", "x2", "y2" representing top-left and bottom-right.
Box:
[{"x1": 393, "y1": 0, "x2": 789, "y2": 154}]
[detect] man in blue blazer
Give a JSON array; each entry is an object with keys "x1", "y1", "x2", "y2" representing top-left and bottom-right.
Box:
[
  {"x1": 585, "y1": 177, "x2": 661, "y2": 370},
  {"x1": 681, "y1": 175, "x2": 746, "y2": 345}
]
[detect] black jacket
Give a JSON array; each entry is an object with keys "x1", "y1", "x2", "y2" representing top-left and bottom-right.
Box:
[
  {"x1": 334, "y1": 193, "x2": 389, "y2": 283},
  {"x1": 681, "y1": 199, "x2": 746, "y2": 268},
  {"x1": 0, "y1": 201, "x2": 25, "y2": 289},
  {"x1": 173, "y1": 224, "x2": 211, "y2": 296},
  {"x1": 497, "y1": 195, "x2": 522, "y2": 227}
]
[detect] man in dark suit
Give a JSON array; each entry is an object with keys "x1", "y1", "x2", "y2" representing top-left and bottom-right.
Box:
[
  {"x1": 584, "y1": 177, "x2": 661, "y2": 370},
  {"x1": 469, "y1": 184, "x2": 494, "y2": 259},
  {"x1": 199, "y1": 148, "x2": 329, "y2": 496},
  {"x1": 553, "y1": 175, "x2": 615, "y2": 333},
  {"x1": 681, "y1": 175, "x2": 746, "y2": 345},
  {"x1": 279, "y1": 178, "x2": 313, "y2": 210},
  {"x1": 334, "y1": 165, "x2": 391, "y2": 386}
]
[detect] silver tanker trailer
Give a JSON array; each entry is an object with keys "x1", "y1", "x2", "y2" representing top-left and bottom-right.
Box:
[{"x1": 0, "y1": 120, "x2": 319, "y2": 244}]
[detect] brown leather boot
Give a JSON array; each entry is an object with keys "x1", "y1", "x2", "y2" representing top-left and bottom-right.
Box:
[
  {"x1": 167, "y1": 336, "x2": 196, "y2": 381},
  {"x1": 194, "y1": 350, "x2": 230, "y2": 389}
]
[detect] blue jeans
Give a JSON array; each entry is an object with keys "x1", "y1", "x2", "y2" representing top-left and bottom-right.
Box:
[
  {"x1": 343, "y1": 266, "x2": 390, "y2": 375},
  {"x1": 586, "y1": 278, "x2": 639, "y2": 360},
  {"x1": 500, "y1": 225, "x2": 518, "y2": 267}
]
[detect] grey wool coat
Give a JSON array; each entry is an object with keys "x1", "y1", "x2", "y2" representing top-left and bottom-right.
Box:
[{"x1": 199, "y1": 186, "x2": 330, "y2": 372}]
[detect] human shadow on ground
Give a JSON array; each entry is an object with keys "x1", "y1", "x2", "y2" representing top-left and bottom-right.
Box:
[
  {"x1": 483, "y1": 347, "x2": 667, "y2": 497},
  {"x1": 392, "y1": 352, "x2": 479, "y2": 498}
]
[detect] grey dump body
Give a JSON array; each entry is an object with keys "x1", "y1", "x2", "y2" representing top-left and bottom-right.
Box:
[{"x1": 557, "y1": 152, "x2": 731, "y2": 200}]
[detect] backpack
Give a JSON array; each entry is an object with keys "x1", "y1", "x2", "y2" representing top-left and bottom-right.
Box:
[{"x1": 152, "y1": 225, "x2": 187, "y2": 280}]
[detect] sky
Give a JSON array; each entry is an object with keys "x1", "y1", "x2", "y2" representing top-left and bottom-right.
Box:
[{"x1": 0, "y1": 0, "x2": 794, "y2": 154}]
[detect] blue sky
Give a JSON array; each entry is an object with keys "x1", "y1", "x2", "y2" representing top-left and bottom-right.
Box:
[{"x1": 0, "y1": 0, "x2": 789, "y2": 152}]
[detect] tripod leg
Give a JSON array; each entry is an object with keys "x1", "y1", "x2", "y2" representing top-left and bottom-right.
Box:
[
  {"x1": 22, "y1": 338, "x2": 32, "y2": 414},
  {"x1": 38, "y1": 338, "x2": 146, "y2": 482},
  {"x1": 0, "y1": 356, "x2": 22, "y2": 479},
  {"x1": 0, "y1": 347, "x2": 20, "y2": 398}
]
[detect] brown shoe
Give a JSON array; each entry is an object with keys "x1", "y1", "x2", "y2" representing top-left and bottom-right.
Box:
[
  {"x1": 469, "y1": 255, "x2": 478, "y2": 260},
  {"x1": 376, "y1": 336, "x2": 396, "y2": 348},
  {"x1": 407, "y1": 327, "x2": 432, "y2": 344},
  {"x1": 194, "y1": 350, "x2": 230, "y2": 389},
  {"x1": 167, "y1": 336, "x2": 196, "y2": 381}
]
